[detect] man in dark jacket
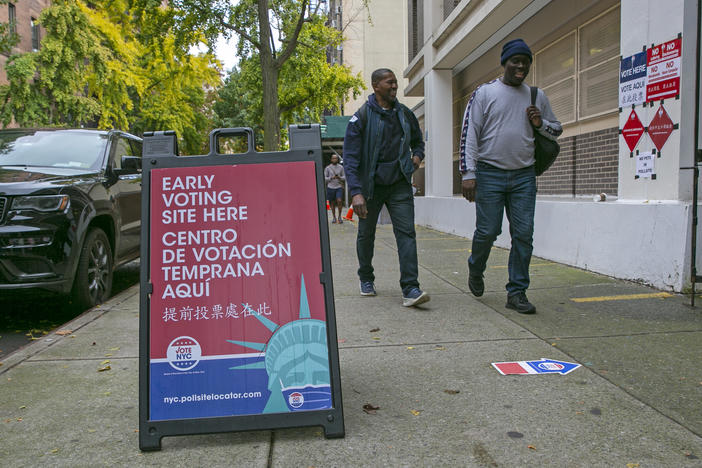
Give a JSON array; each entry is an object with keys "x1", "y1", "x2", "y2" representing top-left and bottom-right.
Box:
[{"x1": 343, "y1": 68, "x2": 429, "y2": 307}]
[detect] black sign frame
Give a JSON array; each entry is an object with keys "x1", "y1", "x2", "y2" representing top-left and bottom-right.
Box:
[{"x1": 138, "y1": 126, "x2": 344, "y2": 451}]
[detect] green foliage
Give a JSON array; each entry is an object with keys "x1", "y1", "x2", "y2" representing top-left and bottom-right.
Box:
[
  {"x1": 0, "y1": 0, "x2": 220, "y2": 154},
  {"x1": 208, "y1": 2, "x2": 364, "y2": 149}
]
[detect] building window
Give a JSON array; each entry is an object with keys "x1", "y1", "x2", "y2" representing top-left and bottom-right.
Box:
[
  {"x1": 409, "y1": 0, "x2": 424, "y2": 61},
  {"x1": 532, "y1": 5, "x2": 619, "y2": 124},
  {"x1": 31, "y1": 18, "x2": 40, "y2": 51},
  {"x1": 8, "y1": 3, "x2": 16, "y2": 35}
]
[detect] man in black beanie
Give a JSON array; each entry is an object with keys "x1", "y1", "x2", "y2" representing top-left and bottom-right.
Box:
[{"x1": 458, "y1": 39, "x2": 562, "y2": 314}]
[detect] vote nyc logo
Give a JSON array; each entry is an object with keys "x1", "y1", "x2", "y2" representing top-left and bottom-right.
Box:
[{"x1": 166, "y1": 336, "x2": 202, "y2": 371}]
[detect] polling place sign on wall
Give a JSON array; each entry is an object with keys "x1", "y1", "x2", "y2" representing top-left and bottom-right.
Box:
[{"x1": 619, "y1": 51, "x2": 647, "y2": 107}]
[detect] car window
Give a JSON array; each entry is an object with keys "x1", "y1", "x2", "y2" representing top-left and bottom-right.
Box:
[
  {"x1": 129, "y1": 139, "x2": 143, "y2": 158},
  {"x1": 0, "y1": 130, "x2": 108, "y2": 170},
  {"x1": 111, "y1": 137, "x2": 134, "y2": 171}
]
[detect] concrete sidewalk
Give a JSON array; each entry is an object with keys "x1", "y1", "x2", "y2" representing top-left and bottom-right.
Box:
[{"x1": 1, "y1": 223, "x2": 701, "y2": 467}]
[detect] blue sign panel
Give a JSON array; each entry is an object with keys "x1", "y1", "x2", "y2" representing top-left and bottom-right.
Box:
[
  {"x1": 619, "y1": 52, "x2": 647, "y2": 107},
  {"x1": 525, "y1": 359, "x2": 580, "y2": 375}
]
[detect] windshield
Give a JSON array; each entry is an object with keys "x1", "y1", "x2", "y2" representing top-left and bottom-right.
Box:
[{"x1": 0, "y1": 130, "x2": 109, "y2": 171}]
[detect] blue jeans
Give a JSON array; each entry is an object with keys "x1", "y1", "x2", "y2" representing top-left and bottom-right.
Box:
[
  {"x1": 469, "y1": 162, "x2": 536, "y2": 295},
  {"x1": 356, "y1": 179, "x2": 419, "y2": 295}
]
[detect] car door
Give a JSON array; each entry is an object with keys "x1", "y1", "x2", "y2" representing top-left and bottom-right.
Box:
[{"x1": 109, "y1": 135, "x2": 142, "y2": 261}]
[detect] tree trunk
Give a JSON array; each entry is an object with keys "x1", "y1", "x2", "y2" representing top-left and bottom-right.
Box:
[
  {"x1": 258, "y1": 0, "x2": 280, "y2": 151},
  {"x1": 260, "y1": 54, "x2": 280, "y2": 151}
]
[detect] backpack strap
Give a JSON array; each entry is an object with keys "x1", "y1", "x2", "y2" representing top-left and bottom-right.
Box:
[{"x1": 357, "y1": 102, "x2": 368, "y2": 129}]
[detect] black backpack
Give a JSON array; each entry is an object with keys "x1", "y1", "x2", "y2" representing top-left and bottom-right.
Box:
[{"x1": 530, "y1": 86, "x2": 560, "y2": 176}]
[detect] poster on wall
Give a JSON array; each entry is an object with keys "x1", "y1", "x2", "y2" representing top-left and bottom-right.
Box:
[
  {"x1": 619, "y1": 51, "x2": 647, "y2": 107},
  {"x1": 621, "y1": 109, "x2": 645, "y2": 152},
  {"x1": 636, "y1": 151, "x2": 655, "y2": 179},
  {"x1": 648, "y1": 104, "x2": 675, "y2": 152},
  {"x1": 148, "y1": 162, "x2": 332, "y2": 421},
  {"x1": 646, "y1": 37, "x2": 681, "y2": 102}
]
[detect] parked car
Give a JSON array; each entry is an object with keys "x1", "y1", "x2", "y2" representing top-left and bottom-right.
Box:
[{"x1": 0, "y1": 128, "x2": 143, "y2": 308}]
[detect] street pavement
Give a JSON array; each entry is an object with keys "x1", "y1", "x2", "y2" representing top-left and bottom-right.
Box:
[{"x1": 1, "y1": 221, "x2": 701, "y2": 467}]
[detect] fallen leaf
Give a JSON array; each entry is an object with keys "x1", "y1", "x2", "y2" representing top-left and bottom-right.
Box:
[
  {"x1": 110, "y1": 347, "x2": 120, "y2": 351},
  {"x1": 50, "y1": 449, "x2": 59, "y2": 454},
  {"x1": 527, "y1": 445, "x2": 536, "y2": 450},
  {"x1": 69, "y1": 335, "x2": 76, "y2": 339},
  {"x1": 0, "y1": 362, "x2": 3, "y2": 367},
  {"x1": 369, "y1": 328, "x2": 380, "y2": 333},
  {"x1": 372, "y1": 337, "x2": 381, "y2": 341},
  {"x1": 100, "y1": 360, "x2": 110, "y2": 365},
  {"x1": 98, "y1": 365, "x2": 111, "y2": 372},
  {"x1": 88, "y1": 429, "x2": 97, "y2": 433},
  {"x1": 104, "y1": 392, "x2": 111, "y2": 396},
  {"x1": 433, "y1": 346, "x2": 445, "y2": 351},
  {"x1": 443, "y1": 389, "x2": 460, "y2": 395},
  {"x1": 626, "y1": 464, "x2": 640, "y2": 468},
  {"x1": 16, "y1": 417, "x2": 22, "y2": 422},
  {"x1": 406, "y1": 346, "x2": 415, "y2": 350},
  {"x1": 19, "y1": 405, "x2": 26, "y2": 409},
  {"x1": 362, "y1": 403, "x2": 380, "y2": 414},
  {"x1": 410, "y1": 410, "x2": 421, "y2": 416},
  {"x1": 55, "y1": 330, "x2": 72, "y2": 336}
]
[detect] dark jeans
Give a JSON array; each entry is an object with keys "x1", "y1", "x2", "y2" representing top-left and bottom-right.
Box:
[
  {"x1": 356, "y1": 179, "x2": 419, "y2": 295},
  {"x1": 468, "y1": 162, "x2": 536, "y2": 296}
]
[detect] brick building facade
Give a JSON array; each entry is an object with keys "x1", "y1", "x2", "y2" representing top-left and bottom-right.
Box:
[{"x1": 0, "y1": 0, "x2": 50, "y2": 85}]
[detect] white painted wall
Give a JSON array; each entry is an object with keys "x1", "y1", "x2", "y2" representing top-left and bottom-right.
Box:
[{"x1": 415, "y1": 196, "x2": 691, "y2": 291}]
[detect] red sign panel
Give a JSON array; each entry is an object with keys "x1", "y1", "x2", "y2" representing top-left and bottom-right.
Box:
[
  {"x1": 648, "y1": 104, "x2": 674, "y2": 151},
  {"x1": 622, "y1": 109, "x2": 645, "y2": 152},
  {"x1": 646, "y1": 37, "x2": 681, "y2": 101},
  {"x1": 148, "y1": 162, "x2": 332, "y2": 420}
]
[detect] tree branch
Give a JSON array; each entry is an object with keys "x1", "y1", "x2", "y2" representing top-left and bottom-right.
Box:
[
  {"x1": 220, "y1": 18, "x2": 261, "y2": 51},
  {"x1": 273, "y1": 0, "x2": 309, "y2": 70}
]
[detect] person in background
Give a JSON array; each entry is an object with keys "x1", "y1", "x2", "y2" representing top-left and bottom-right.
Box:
[
  {"x1": 343, "y1": 68, "x2": 429, "y2": 307},
  {"x1": 324, "y1": 154, "x2": 346, "y2": 224},
  {"x1": 459, "y1": 39, "x2": 561, "y2": 314}
]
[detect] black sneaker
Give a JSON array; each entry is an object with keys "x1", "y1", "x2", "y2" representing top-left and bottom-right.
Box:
[
  {"x1": 506, "y1": 292, "x2": 536, "y2": 314},
  {"x1": 468, "y1": 273, "x2": 484, "y2": 297},
  {"x1": 360, "y1": 281, "x2": 377, "y2": 296}
]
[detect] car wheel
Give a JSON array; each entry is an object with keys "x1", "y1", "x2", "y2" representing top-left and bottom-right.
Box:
[{"x1": 72, "y1": 228, "x2": 113, "y2": 309}]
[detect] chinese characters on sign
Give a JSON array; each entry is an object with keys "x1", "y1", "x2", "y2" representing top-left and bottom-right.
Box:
[
  {"x1": 619, "y1": 51, "x2": 647, "y2": 107},
  {"x1": 646, "y1": 37, "x2": 681, "y2": 102},
  {"x1": 648, "y1": 104, "x2": 674, "y2": 152},
  {"x1": 148, "y1": 162, "x2": 333, "y2": 421}
]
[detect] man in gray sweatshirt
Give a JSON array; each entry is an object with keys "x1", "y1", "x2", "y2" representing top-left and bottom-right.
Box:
[{"x1": 458, "y1": 38, "x2": 562, "y2": 314}]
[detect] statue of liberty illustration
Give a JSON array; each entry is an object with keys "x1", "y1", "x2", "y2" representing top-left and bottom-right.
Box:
[{"x1": 227, "y1": 274, "x2": 332, "y2": 413}]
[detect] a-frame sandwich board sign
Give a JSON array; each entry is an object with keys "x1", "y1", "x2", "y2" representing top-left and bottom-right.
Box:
[{"x1": 138, "y1": 126, "x2": 344, "y2": 451}]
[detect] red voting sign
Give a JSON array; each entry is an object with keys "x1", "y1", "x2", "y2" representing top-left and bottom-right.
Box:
[
  {"x1": 148, "y1": 162, "x2": 332, "y2": 421},
  {"x1": 648, "y1": 104, "x2": 674, "y2": 151},
  {"x1": 622, "y1": 109, "x2": 645, "y2": 152},
  {"x1": 646, "y1": 37, "x2": 681, "y2": 102}
]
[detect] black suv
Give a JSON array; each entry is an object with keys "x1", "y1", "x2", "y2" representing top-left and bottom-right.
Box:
[{"x1": 0, "y1": 128, "x2": 142, "y2": 308}]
